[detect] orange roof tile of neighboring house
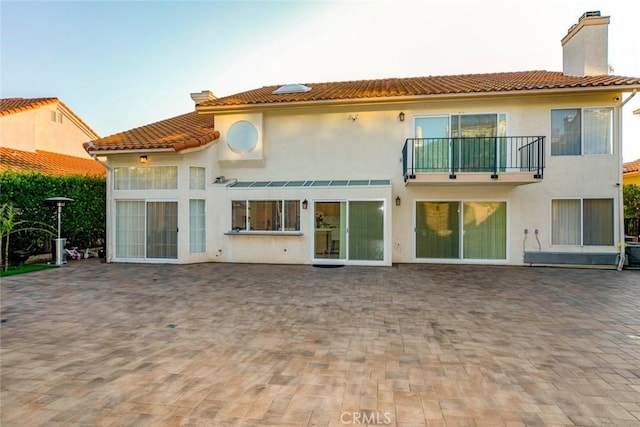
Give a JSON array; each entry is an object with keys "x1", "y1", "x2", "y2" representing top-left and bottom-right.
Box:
[
  {"x1": 0, "y1": 147, "x2": 106, "y2": 177},
  {"x1": 0, "y1": 97, "x2": 58, "y2": 115},
  {"x1": 85, "y1": 111, "x2": 219, "y2": 153},
  {"x1": 0, "y1": 97, "x2": 100, "y2": 139},
  {"x1": 624, "y1": 159, "x2": 640, "y2": 174},
  {"x1": 198, "y1": 71, "x2": 640, "y2": 110}
]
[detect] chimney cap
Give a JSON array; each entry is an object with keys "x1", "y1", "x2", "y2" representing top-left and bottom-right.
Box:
[
  {"x1": 579, "y1": 11, "x2": 601, "y2": 21},
  {"x1": 190, "y1": 90, "x2": 216, "y2": 105}
]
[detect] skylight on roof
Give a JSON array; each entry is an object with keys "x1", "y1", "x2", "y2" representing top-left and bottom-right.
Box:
[{"x1": 272, "y1": 84, "x2": 312, "y2": 94}]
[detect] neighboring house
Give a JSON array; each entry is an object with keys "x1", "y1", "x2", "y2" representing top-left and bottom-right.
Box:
[
  {"x1": 625, "y1": 109, "x2": 640, "y2": 185},
  {"x1": 624, "y1": 159, "x2": 640, "y2": 185},
  {"x1": 1, "y1": 97, "x2": 104, "y2": 177},
  {"x1": 86, "y1": 12, "x2": 640, "y2": 267}
]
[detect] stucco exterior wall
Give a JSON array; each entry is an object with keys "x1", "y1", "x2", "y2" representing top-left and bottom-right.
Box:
[
  {"x1": 1, "y1": 103, "x2": 96, "y2": 158},
  {"x1": 104, "y1": 90, "x2": 624, "y2": 266},
  {"x1": 623, "y1": 173, "x2": 640, "y2": 186},
  {"x1": 1, "y1": 109, "x2": 37, "y2": 152}
]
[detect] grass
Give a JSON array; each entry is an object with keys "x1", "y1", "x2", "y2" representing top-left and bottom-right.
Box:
[{"x1": 0, "y1": 264, "x2": 57, "y2": 277}]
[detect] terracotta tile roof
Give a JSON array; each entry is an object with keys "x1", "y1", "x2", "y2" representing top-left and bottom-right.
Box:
[
  {"x1": 199, "y1": 71, "x2": 640, "y2": 109},
  {"x1": 0, "y1": 97, "x2": 58, "y2": 115},
  {"x1": 624, "y1": 159, "x2": 640, "y2": 174},
  {"x1": 85, "y1": 111, "x2": 219, "y2": 153},
  {"x1": 0, "y1": 97, "x2": 100, "y2": 139},
  {"x1": 0, "y1": 147, "x2": 106, "y2": 177}
]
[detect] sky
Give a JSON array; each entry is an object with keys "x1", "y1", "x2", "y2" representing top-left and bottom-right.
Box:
[{"x1": 2, "y1": 0, "x2": 640, "y2": 160}]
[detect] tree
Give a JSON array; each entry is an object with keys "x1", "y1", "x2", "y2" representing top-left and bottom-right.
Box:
[{"x1": 623, "y1": 184, "x2": 640, "y2": 219}]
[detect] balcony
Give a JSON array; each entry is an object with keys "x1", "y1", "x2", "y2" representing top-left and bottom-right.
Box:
[{"x1": 402, "y1": 136, "x2": 545, "y2": 185}]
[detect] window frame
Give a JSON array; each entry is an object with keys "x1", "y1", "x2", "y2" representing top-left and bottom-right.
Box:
[
  {"x1": 551, "y1": 197, "x2": 614, "y2": 246},
  {"x1": 189, "y1": 166, "x2": 206, "y2": 190},
  {"x1": 114, "y1": 166, "x2": 178, "y2": 190},
  {"x1": 550, "y1": 107, "x2": 613, "y2": 156},
  {"x1": 230, "y1": 199, "x2": 301, "y2": 234},
  {"x1": 189, "y1": 199, "x2": 206, "y2": 254}
]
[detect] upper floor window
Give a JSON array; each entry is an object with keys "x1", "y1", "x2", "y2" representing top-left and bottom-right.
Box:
[
  {"x1": 50, "y1": 111, "x2": 62, "y2": 123},
  {"x1": 551, "y1": 108, "x2": 612, "y2": 156},
  {"x1": 231, "y1": 200, "x2": 300, "y2": 232},
  {"x1": 114, "y1": 166, "x2": 178, "y2": 190},
  {"x1": 189, "y1": 167, "x2": 205, "y2": 190}
]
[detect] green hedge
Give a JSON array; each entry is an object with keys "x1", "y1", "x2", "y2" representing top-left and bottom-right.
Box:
[{"x1": 0, "y1": 171, "x2": 106, "y2": 254}]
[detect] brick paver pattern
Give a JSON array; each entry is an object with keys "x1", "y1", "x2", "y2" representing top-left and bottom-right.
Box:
[{"x1": 1, "y1": 261, "x2": 639, "y2": 426}]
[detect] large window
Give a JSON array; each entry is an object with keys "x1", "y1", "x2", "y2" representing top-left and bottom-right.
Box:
[
  {"x1": 551, "y1": 108, "x2": 613, "y2": 156},
  {"x1": 114, "y1": 166, "x2": 178, "y2": 190},
  {"x1": 232, "y1": 200, "x2": 300, "y2": 232},
  {"x1": 552, "y1": 198, "x2": 614, "y2": 246},
  {"x1": 416, "y1": 201, "x2": 507, "y2": 260},
  {"x1": 189, "y1": 199, "x2": 206, "y2": 253}
]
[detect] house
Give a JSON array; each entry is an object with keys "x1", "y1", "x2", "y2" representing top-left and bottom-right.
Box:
[
  {"x1": 624, "y1": 159, "x2": 640, "y2": 185},
  {"x1": 1, "y1": 97, "x2": 104, "y2": 177},
  {"x1": 86, "y1": 12, "x2": 640, "y2": 267}
]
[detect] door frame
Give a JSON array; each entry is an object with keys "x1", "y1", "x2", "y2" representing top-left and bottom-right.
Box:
[
  {"x1": 310, "y1": 198, "x2": 388, "y2": 266},
  {"x1": 412, "y1": 198, "x2": 510, "y2": 264},
  {"x1": 113, "y1": 198, "x2": 180, "y2": 264}
]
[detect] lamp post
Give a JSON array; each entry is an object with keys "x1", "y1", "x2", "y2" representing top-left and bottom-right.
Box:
[{"x1": 45, "y1": 197, "x2": 73, "y2": 265}]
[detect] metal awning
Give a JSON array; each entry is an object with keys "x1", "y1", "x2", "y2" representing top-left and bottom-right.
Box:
[{"x1": 228, "y1": 179, "x2": 391, "y2": 188}]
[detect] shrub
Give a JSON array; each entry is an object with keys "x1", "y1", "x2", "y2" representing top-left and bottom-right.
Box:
[{"x1": 0, "y1": 171, "x2": 106, "y2": 258}]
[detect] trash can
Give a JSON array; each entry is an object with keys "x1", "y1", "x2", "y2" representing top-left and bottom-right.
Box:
[
  {"x1": 51, "y1": 238, "x2": 67, "y2": 265},
  {"x1": 627, "y1": 243, "x2": 640, "y2": 267}
]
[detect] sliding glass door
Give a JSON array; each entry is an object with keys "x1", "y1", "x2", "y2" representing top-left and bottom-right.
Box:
[
  {"x1": 414, "y1": 114, "x2": 507, "y2": 173},
  {"x1": 415, "y1": 201, "x2": 506, "y2": 261},
  {"x1": 146, "y1": 202, "x2": 178, "y2": 259},
  {"x1": 415, "y1": 116, "x2": 449, "y2": 172},
  {"x1": 115, "y1": 200, "x2": 178, "y2": 260},
  {"x1": 314, "y1": 200, "x2": 384, "y2": 262}
]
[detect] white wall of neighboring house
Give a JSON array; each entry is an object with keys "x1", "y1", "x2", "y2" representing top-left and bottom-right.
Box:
[
  {"x1": 104, "y1": 89, "x2": 624, "y2": 266},
  {"x1": 1, "y1": 102, "x2": 96, "y2": 158}
]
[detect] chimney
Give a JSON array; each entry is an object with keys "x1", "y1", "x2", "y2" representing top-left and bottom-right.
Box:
[
  {"x1": 562, "y1": 11, "x2": 609, "y2": 77},
  {"x1": 190, "y1": 90, "x2": 216, "y2": 105}
]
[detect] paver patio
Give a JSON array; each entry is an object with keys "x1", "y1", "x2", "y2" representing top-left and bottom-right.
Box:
[{"x1": 1, "y1": 260, "x2": 640, "y2": 426}]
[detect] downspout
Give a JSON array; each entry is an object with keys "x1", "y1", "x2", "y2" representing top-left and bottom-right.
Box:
[
  {"x1": 90, "y1": 153, "x2": 113, "y2": 264},
  {"x1": 617, "y1": 89, "x2": 637, "y2": 270}
]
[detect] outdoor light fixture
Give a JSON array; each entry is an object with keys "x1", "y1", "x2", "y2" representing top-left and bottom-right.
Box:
[
  {"x1": 398, "y1": 112, "x2": 405, "y2": 122},
  {"x1": 395, "y1": 196, "x2": 401, "y2": 206},
  {"x1": 139, "y1": 155, "x2": 148, "y2": 164},
  {"x1": 302, "y1": 199, "x2": 308, "y2": 209}
]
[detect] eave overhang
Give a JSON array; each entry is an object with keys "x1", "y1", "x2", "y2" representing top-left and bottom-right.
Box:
[
  {"x1": 196, "y1": 84, "x2": 640, "y2": 115},
  {"x1": 84, "y1": 130, "x2": 220, "y2": 156}
]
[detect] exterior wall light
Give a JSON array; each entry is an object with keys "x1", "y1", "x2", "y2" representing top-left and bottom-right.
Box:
[
  {"x1": 398, "y1": 112, "x2": 405, "y2": 122},
  {"x1": 302, "y1": 199, "x2": 308, "y2": 209},
  {"x1": 395, "y1": 196, "x2": 401, "y2": 206},
  {"x1": 139, "y1": 155, "x2": 148, "y2": 164}
]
